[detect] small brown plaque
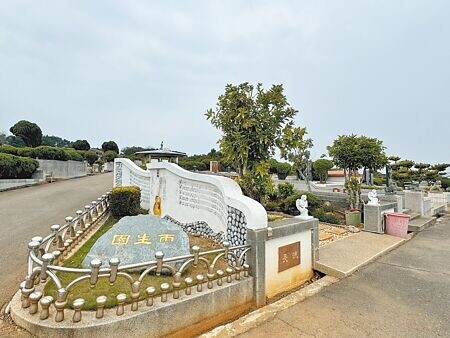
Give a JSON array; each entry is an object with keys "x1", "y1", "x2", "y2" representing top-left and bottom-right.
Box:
[{"x1": 278, "y1": 241, "x2": 301, "y2": 272}]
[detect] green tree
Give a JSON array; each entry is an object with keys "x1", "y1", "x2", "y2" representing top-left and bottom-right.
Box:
[
  {"x1": 327, "y1": 134, "x2": 361, "y2": 180},
  {"x1": 313, "y1": 159, "x2": 334, "y2": 183},
  {"x1": 206, "y1": 82, "x2": 311, "y2": 203},
  {"x1": 206, "y1": 83, "x2": 298, "y2": 175},
  {"x1": 431, "y1": 163, "x2": 450, "y2": 176},
  {"x1": 279, "y1": 126, "x2": 313, "y2": 190},
  {"x1": 9, "y1": 120, "x2": 42, "y2": 147},
  {"x1": 414, "y1": 163, "x2": 430, "y2": 182},
  {"x1": 238, "y1": 162, "x2": 274, "y2": 204},
  {"x1": 71, "y1": 139, "x2": 91, "y2": 151},
  {"x1": 5, "y1": 135, "x2": 26, "y2": 147},
  {"x1": 358, "y1": 136, "x2": 387, "y2": 183},
  {"x1": 81, "y1": 150, "x2": 98, "y2": 165},
  {"x1": 101, "y1": 141, "x2": 119, "y2": 154},
  {"x1": 388, "y1": 155, "x2": 401, "y2": 163},
  {"x1": 42, "y1": 135, "x2": 71, "y2": 148},
  {"x1": 328, "y1": 134, "x2": 386, "y2": 182}
]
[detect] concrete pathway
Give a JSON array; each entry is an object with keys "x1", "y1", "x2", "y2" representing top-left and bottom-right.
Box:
[
  {"x1": 236, "y1": 215, "x2": 450, "y2": 337},
  {"x1": 0, "y1": 173, "x2": 113, "y2": 309},
  {"x1": 315, "y1": 231, "x2": 408, "y2": 277}
]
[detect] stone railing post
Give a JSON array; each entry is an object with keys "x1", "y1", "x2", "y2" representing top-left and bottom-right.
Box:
[{"x1": 246, "y1": 228, "x2": 267, "y2": 308}]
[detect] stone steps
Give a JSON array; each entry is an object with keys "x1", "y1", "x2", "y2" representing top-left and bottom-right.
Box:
[
  {"x1": 408, "y1": 216, "x2": 436, "y2": 232},
  {"x1": 405, "y1": 211, "x2": 421, "y2": 221},
  {"x1": 431, "y1": 203, "x2": 447, "y2": 216}
]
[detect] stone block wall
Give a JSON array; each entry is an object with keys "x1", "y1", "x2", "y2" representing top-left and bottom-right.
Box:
[{"x1": 37, "y1": 159, "x2": 87, "y2": 179}]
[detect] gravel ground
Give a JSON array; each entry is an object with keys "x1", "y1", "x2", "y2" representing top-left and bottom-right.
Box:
[{"x1": 319, "y1": 223, "x2": 359, "y2": 247}]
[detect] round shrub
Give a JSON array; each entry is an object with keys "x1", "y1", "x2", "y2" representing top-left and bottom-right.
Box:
[
  {"x1": 0, "y1": 153, "x2": 39, "y2": 179},
  {"x1": 109, "y1": 186, "x2": 141, "y2": 218},
  {"x1": 276, "y1": 162, "x2": 292, "y2": 180},
  {"x1": 103, "y1": 150, "x2": 117, "y2": 163}
]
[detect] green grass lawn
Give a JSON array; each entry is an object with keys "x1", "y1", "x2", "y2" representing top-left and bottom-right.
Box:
[{"x1": 44, "y1": 216, "x2": 229, "y2": 310}]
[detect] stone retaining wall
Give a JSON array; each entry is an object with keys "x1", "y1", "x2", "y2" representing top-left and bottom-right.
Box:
[{"x1": 37, "y1": 159, "x2": 87, "y2": 179}]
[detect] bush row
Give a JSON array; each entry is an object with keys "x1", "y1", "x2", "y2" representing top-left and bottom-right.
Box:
[
  {"x1": 0, "y1": 153, "x2": 39, "y2": 179},
  {"x1": 0, "y1": 145, "x2": 88, "y2": 162}
]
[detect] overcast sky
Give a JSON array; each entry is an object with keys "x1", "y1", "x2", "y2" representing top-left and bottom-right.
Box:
[{"x1": 1, "y1": 1, "x2": 449, "y2": 164}]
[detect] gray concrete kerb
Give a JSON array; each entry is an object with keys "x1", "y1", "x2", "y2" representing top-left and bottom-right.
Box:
[{"x1": 200, "y1": 275, "x2": 339, "y2": 338}]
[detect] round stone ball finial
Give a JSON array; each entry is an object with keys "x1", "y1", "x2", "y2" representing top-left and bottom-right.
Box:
[{"x1": 90, "y1": 259, "x2": 102, "y2": 268}]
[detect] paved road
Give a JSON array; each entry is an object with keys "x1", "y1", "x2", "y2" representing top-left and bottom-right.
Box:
[
  {"x1": 0, "y1": 173, "x2": 113, "y2": 309},
  {"x1": 241, "y1": 215, "x2": 450, "y2": 337}
]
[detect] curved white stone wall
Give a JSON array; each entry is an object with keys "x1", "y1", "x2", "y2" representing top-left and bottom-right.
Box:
[{"x1": 114, "y1": 158, "x2": 267, "y2": 246}]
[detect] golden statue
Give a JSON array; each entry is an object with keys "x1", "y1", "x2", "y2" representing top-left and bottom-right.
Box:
[{"x1": 153, "y1": 196, "x2": 162, "y2": 216}]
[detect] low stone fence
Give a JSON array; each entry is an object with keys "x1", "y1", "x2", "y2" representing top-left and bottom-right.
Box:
[
  {"x1": 0, "y1": 170, "x2": 45, "y2": 191},
  {"x1": 428, "y1": 192, "x2": 450, "y2": 211},
  {"x1": 0, "y1": 178, "x2": 42, "y2": 191},
  {"x1": 311, "y1": 191, "x2": 348, "y2": 207},
  {"x1": 37, "y1": 159, "x2": 87, "y2": 179}
]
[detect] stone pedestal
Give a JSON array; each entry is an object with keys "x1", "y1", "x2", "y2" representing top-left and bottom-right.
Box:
[
  {"x1": 364, "y1": 202, "x2": 396, "y2": 234},
  {"x1": 404, "y1": 191, "x2": 426, "y2": 215},
  {"x1": 381, "y1": 194, "x2": 403, "y2": 213}
]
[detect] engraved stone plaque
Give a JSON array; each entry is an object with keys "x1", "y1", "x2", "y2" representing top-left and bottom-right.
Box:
[{"x1": 278, "y1": 241, "x2": 301, "y2": 272}]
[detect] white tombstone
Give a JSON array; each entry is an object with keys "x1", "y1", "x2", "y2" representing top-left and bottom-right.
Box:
[
  {"x1": 295, "y1": 195, "x2": 313, "y2": 220},
  {"x1": 367, "y1": 189, "x2": 380, "y2": 206}
]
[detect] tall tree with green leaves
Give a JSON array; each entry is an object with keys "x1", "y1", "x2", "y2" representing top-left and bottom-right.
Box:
[
  {"x1": 279, "y1": 125, "x2": 313, "y2": 190},
  {"x1": 327, "y1": 134, "x2": 387, "y2": 182},
  {"x1": 9, "y1": 120, "x2": 42, "y2": 147},
  {"x1": 206, "y1": 82, "x2": 310, "y2": 203},
  {"x1": 206, "y1": 83, "x2": 298, "y2": 175},
  {"x1": 327, "y1": 134, "x2": 361, "y2": 180},
  {"x1": 102, "y1": 141, "x2": 119, "y2": 154}
]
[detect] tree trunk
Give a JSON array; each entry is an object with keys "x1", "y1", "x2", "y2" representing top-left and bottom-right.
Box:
[{"x1": 298, "y1": 169, "x2": 311, "y2": 192}]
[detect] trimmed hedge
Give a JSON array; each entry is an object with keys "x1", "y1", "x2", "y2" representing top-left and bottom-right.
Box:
[
  {"x1": 0, "y1": 153, "x2": 39, "y2": 179},
  {"x1": 0, "y1": 145, "x2": 19, "y2": 155},
  {"x1": 109, "y1": 186, "x2": 141, "y2": 218},
  {"x1": 63, "y1": 148, "x2": 84, "y2": 161},
  {"x1": 0, "y1": 145, "x2": 85, "y2": 162}
]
